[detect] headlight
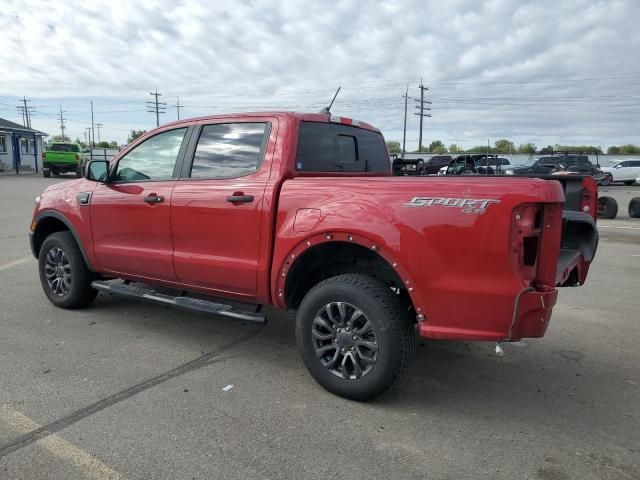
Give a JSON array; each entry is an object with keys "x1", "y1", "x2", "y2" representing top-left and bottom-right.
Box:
[
  {"x1": 35, "y1": 196, "x2": 41, "y2": 204},
  {"x1": 505, "y1": 170, "x2": 514, "y2": 175}
]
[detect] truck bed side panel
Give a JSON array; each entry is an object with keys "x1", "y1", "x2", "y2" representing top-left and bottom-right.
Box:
[{"x1": 273, "y1": 177, "x2": 565, "y2": 341}]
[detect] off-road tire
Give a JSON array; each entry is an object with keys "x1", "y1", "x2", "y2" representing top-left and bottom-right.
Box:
[
  {"x1": 38, "y1": 231, "x2": 98, "y2": 309},
  {"x1": 296, "y1": 273, "x2": 416, "y2": 401},
  {"x1": 629, "y1": 197, "x2": 640, "y2": 219},
  {"x1": 597, "y1": 196, "x2": 618, "y2": 219}
]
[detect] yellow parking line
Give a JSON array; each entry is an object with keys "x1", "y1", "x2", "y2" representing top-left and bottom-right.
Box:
[
  {"x1": 0, "y1": 255, "x2": 33, "y2": 272},
  {"x1": 0, "y1": 405, "x2": 124, "y2": 480}
]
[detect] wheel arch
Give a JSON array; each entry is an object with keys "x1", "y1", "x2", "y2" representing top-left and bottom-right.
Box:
[
  {"x1": 277, "y1": 232, "x2": 425, "y2": 321},
  {"x1": 32, "y1": 211, "x2": 93, "y2": 269}
]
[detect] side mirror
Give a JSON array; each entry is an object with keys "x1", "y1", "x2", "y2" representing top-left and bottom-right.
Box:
[
  {"x1": 85, "y1": 160, "x2": 110, "y2": 183},
  {"x1": 615, "y1": 164, "x2": 622, "y2": 169}
]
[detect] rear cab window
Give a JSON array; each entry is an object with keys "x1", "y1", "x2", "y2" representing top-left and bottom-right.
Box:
[
  {"x1": 295, "y1": 122, "x2": 389, "y2": 173},
  {"x1": 50, "y1": 143, "x2": 80, "y2": 153}
]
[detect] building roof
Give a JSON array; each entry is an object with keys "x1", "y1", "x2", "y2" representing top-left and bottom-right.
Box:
[{"x1": 0, "y1": 117, "x2": 47, "y2": 136}]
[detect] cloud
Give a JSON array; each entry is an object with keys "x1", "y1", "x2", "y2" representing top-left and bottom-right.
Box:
[{"x1": 0, "y1": 0, "x2": 638, "y2": 147}]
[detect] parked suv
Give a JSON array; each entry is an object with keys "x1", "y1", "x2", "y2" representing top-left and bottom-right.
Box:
[
  {"x1": 504, "y1": 153, "x2": 599, "y2": 176},
  {"x1": 424, "y1": 155, "x2": 453, "y2": 174},
  {"x1": 600, "y1": 159, "x2": 640, "y2": 186},
  {"x1": 439, "y1": 154, "x2": 510, "y2": 175}
]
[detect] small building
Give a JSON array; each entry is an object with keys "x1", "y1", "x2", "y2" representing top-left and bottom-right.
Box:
[{"x1": 0, "y1": 118, "x2": 48, "y2": 173}]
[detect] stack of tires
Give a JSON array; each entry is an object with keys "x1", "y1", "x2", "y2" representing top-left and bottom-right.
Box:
[{"x1": 598, "y1": 196, "x2": 640, "y2": 219}]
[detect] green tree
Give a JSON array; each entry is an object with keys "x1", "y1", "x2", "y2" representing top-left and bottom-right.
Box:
[
  {"x1": 448, "y1": 144, "x2": 463, "y2": 154},
  {"x1": 607, "y1": 144, "x2": 640, "y2": 154},
  {"x1": 96, "y1": 141, "x2": 111, "y2": 148},
  {"x1": 428, "y1": 140, "x2": 447, "y2": 154},
  {"x1": 109, "y1": 141, "x2": 118, "y2": 149},
  {"x1": 517, "y1": 143, "x2": 537, "y2": 154},
  {"x1": 540, "y1": 145, "x2": 554, "y2": 154},
  {"x1": 74, "y1": 137, "x2": 87, "y2": 148},
  {"x1": 467, "y1": 145, "x2": 496, "y2": 153},
  {"x1": 555, "y1": 145, "x2": 602, "y2": 155},
  {"x1": 386, "y1": 141, "x2": 401, "y2": 155},
  {"x1": 494, "y1": 139, "x2": 515, "y2": 153},
  {"x1": 127, "y1": 129, "x2": 146, "y2": 143},
  {"x1": 51, "y1": 135, "x2": 71, "y2": 142}
]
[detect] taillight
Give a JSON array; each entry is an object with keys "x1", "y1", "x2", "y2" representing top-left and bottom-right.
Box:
[
  {"x1": 75, "y1": 154, "x2": 80, "y2": 161},
  {"x1": 580, "y1": 176, "x2": 598, "y2": 220},
  {"x1": 511, "y1": 203, "x2": 543, "y2": 285},
  {"x1": 42, "y1": 152, "x2": 46, "y2": 160}
]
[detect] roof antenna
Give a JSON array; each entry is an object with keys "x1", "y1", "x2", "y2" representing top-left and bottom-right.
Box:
[{"x1": 319, "y1": 86, "x2": 341, "y2": 114}]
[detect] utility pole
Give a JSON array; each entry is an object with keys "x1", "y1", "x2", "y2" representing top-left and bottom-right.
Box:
[
  {"x1": 171, "y1": 96, "x2": 182, "y2": 120},
  {"x1": 17, "y1": 97, "x2": 35, "y2": 128},
  {"x1": 90, "y1": 101, "x2": 95, "y2": 162},
  {"x1": 414, "y1": 79, "x2": 432, "y2": 152},
  {"x1": 58, "y1": 105, "x2": 67, "y2": 140},
  {"x1": 96, "y1": 123, "x2": 103, "y2": 143},
  {"x1": 402, "y1": 85, "x2": 409, "y2": 159},
  {"x1": 147, "y1": 88, "x2": 166, "y2": 126}
]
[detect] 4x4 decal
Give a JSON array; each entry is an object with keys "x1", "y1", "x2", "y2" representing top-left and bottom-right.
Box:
[{"x1": 403, "y1": 197, "x2": 500, "y2": 215}]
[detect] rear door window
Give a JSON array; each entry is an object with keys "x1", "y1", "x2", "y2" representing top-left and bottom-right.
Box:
[
  {"x1": 296, "y1": 122, "x2": 389, "y2": 173},
  {"x1": 189, "y1": 122, "x2": 268, "y2": 179}
]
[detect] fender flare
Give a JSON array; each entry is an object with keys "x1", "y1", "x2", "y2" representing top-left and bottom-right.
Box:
[
  {"x1": 32, "y1": 211, "x2": 94, "y2": 270},
  {"x1": 273, "y1": 230, "x2": 427, "y2": 322}
]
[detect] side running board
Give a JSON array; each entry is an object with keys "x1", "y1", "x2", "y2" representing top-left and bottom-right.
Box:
[{"x1": 91, "y1": 280, "x2": 266, "y2": 325}]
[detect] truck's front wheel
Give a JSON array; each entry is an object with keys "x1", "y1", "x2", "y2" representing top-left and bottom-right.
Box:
[
  {"x1": 38, "y1": 231, "x2": 98, "y2": 309},
  {"x1": 296, "y1": 274, "x2": 415, "y2": 400}
]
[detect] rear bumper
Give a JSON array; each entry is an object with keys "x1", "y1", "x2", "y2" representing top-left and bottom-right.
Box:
[
  {"x1": 43, "y1": 162, "x2": 79, "y2": 171},
  {"x1": 508, "y1": 289, "x2": 558, "y2": 340},
  {"x1": 417, "y1": 288, "x2": 558, "y2": 341}
]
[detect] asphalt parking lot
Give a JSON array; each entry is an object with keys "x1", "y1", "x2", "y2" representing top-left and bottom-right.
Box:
[{"x1": 0, "y1": 174, "x2": 638, "y2": 480}]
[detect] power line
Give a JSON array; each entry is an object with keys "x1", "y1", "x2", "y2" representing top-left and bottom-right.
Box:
[
  {"x1": 95, "y1": 123, "x2": 103, "y2": 143},
  {"x1": 146, "y1": 88, "x2": 166, "y2": 127}
]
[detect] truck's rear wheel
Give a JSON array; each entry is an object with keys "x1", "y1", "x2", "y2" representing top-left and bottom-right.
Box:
[
  {"x1": 38, "y1": 231, "x2": 97, "y2": 309},
  {"x1": 295, "y1": 274, "x2": 415, "y2": 400}
]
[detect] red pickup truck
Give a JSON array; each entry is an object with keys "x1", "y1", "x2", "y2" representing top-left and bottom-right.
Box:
[{"x1": 30, "y1": 112, "x2": 599, "y2": 400}]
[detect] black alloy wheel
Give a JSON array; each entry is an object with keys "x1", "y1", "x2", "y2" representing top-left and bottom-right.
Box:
[{"x1": 311, "y1": 302, "x2": 379, "y2": 380}]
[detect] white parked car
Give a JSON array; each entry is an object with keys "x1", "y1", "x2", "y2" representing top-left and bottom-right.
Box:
[{"x1": 600, "y1": 159, "x2": 640, "y2": 186}]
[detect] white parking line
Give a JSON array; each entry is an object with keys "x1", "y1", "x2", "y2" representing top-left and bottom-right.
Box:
[
  {"x1": 0, "y1": 405, "x2": 124, "y2": 480},
  {"x1": 598, "y1": 225, "x2": 640, "y2": 230},
  {"x1": 0, "y1": 256, "x2": 33, "y2": 272}
]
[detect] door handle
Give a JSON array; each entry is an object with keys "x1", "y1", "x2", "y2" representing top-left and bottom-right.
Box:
[
  {"x1": 143, "y1": 194, "x2": 164, "y2": 203},
  {"x1": 226, "y1": 194, "x2": 254, "y2": 203}
]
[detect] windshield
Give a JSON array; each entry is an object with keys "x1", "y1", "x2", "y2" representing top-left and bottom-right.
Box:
[
  {"x1": 601, "y1": 158, "x2": 620, "y2": 167},
  {"x1": 50, "y1": 143, "x2": 80, "y2": 152}
]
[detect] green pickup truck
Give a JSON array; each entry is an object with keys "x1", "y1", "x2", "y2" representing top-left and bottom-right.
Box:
[{"x1": 42, "y1": 143, "x2": 86, "y2": 177}]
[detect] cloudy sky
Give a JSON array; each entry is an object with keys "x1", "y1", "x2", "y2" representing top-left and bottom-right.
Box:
[{"x1": 1, "y1": 0, "x2": 639, "y2": 149}]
